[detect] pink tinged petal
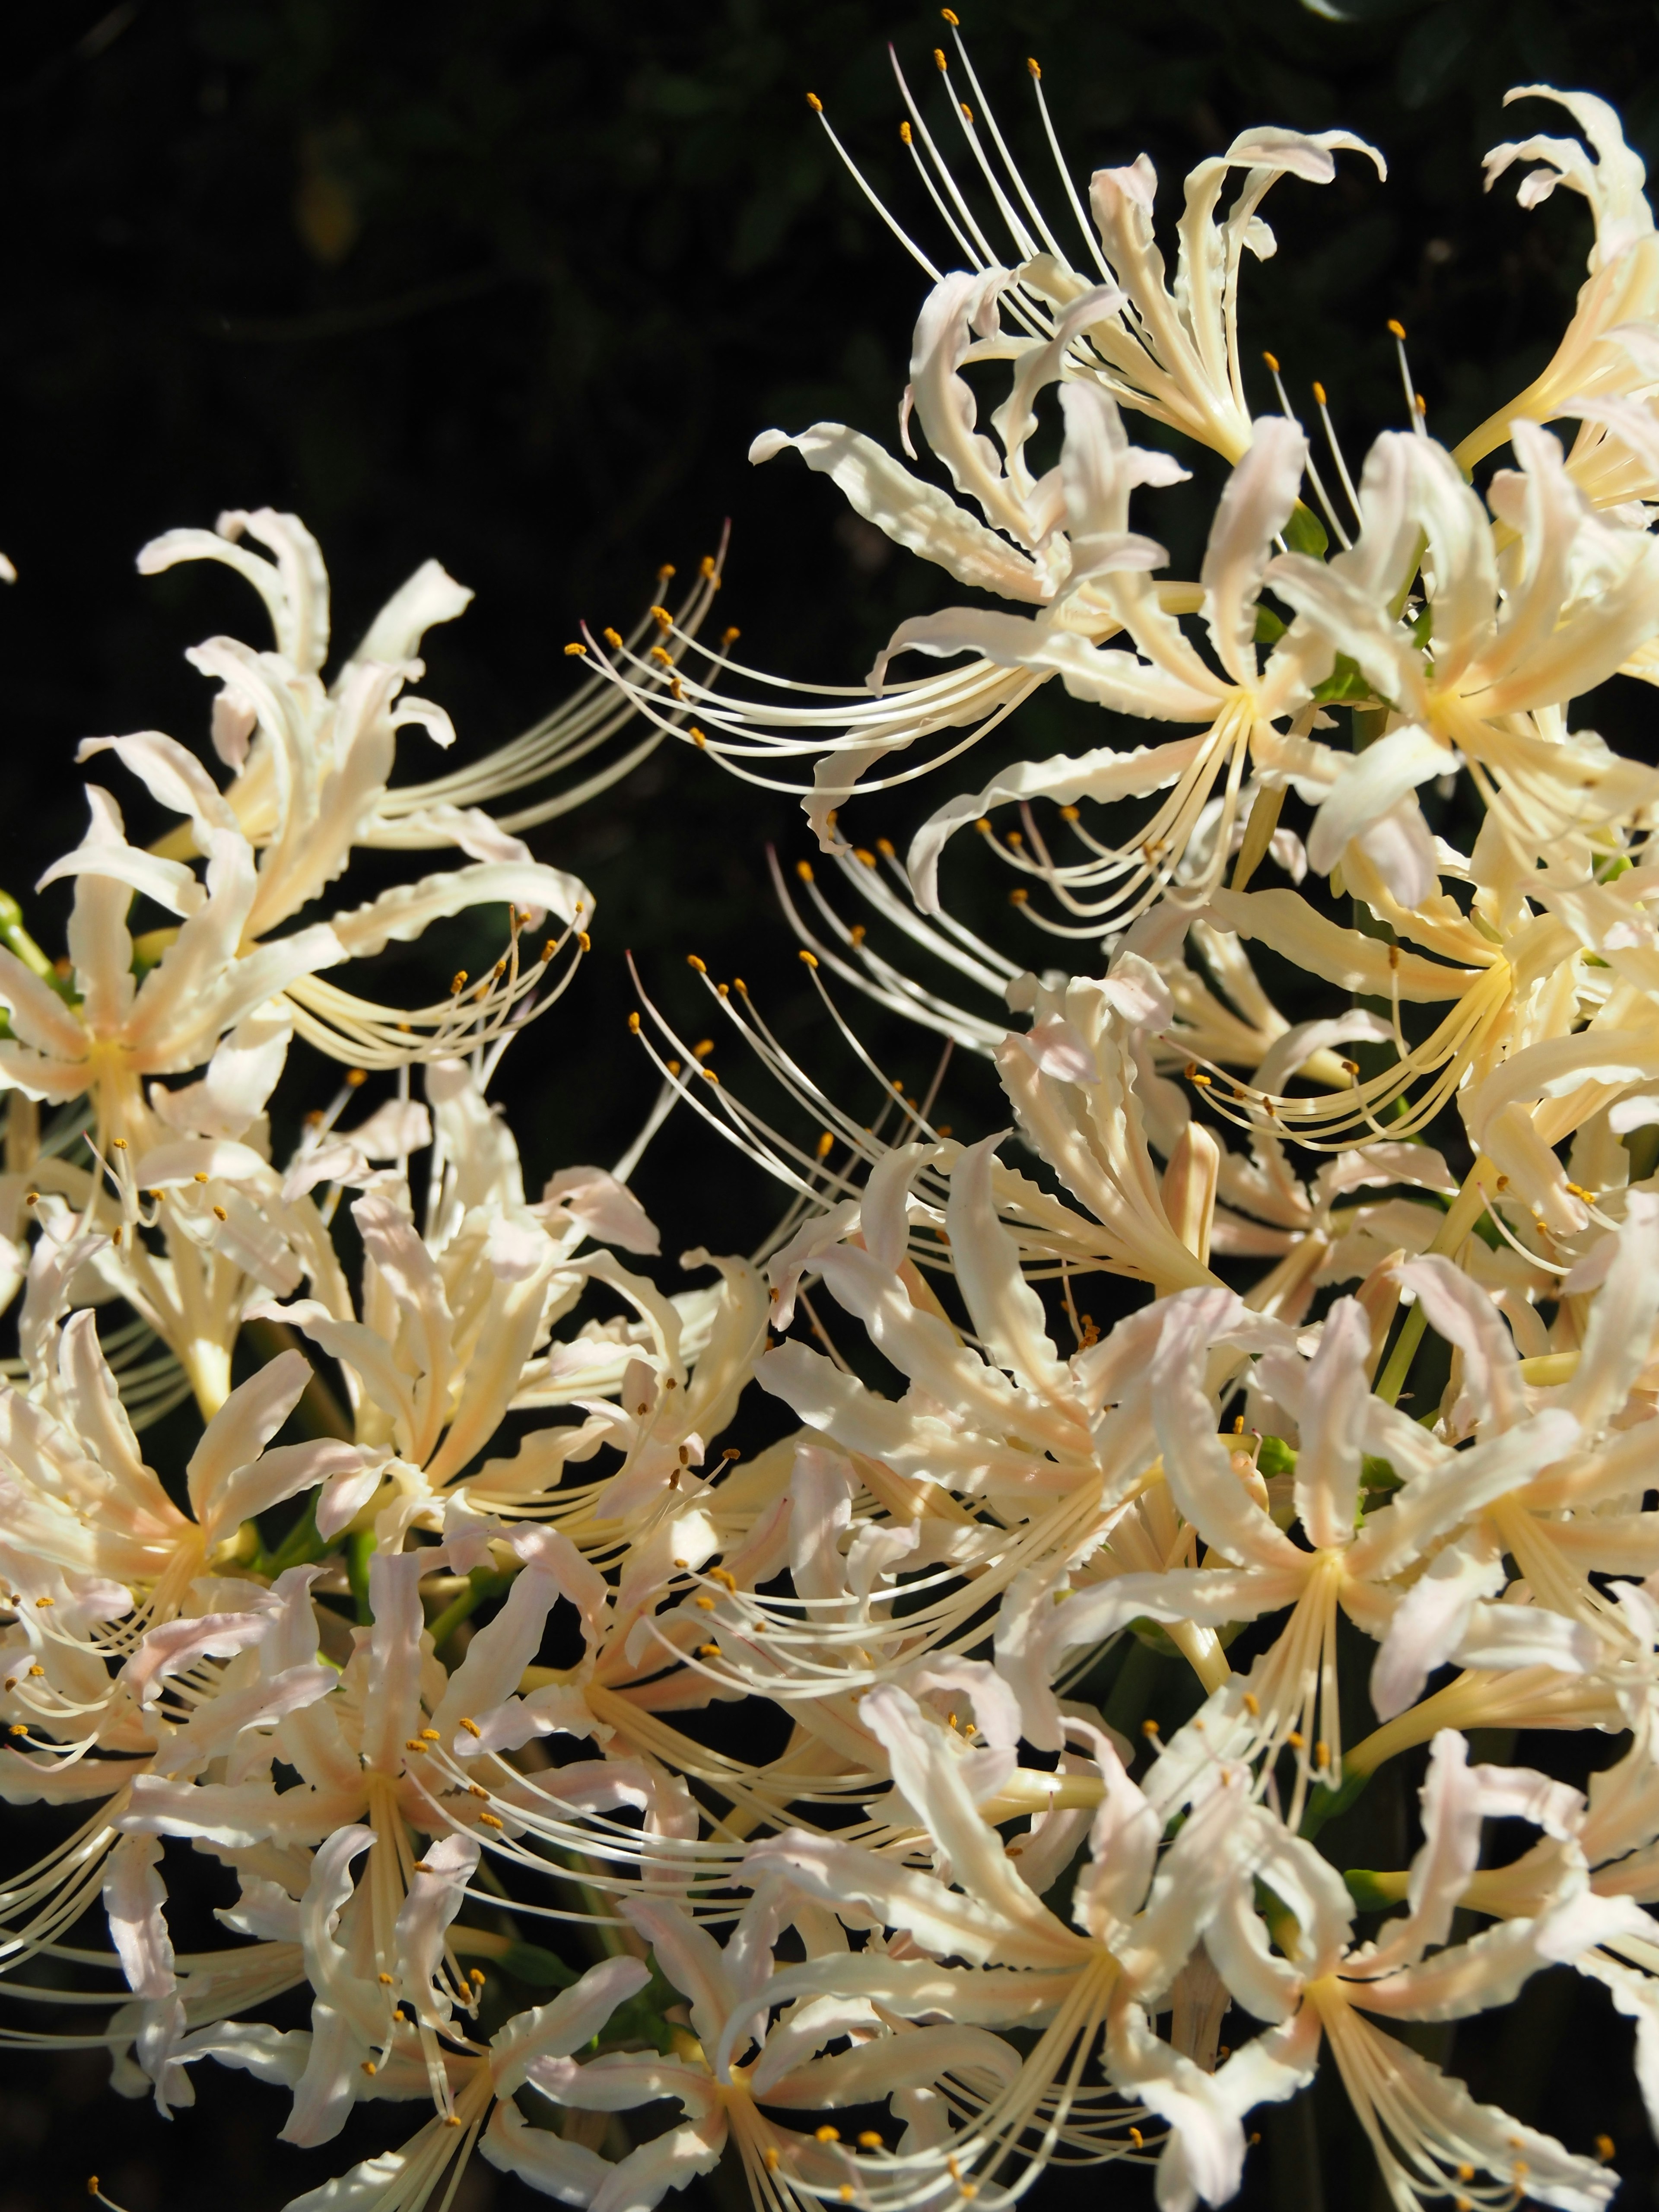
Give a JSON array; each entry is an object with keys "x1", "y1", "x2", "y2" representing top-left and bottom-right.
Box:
[
  {"x1": 490, "y1": 1954, "x2": 653, "y2": 2094},
  {"x1": 948, "y1": 1133, "x2": 1068, "y2": 1396},
  {"x1": 1072, "y1": 1736, "x2": 1161, "y2": 1937},
  {"x1": 1199, "y1": 417, "x2": 1309, "y2": 689},
  {"x1": 1346, "y1": 1409, "x2": 1580, "y2": 1583},
  {"x1": 1453, "y1": 1600, "x2": 1599, "y2": 1676},
  {"x1": 1305, "y1": 722, "x2": 1448, "y2": 877},
  {"x1": 433, "y1": 1544, "x2": 594, "y2": 1752},
  {"x1": 77, "y1": 731, "x2": 239, "y2": 852},
  {"x1": 481, "y1": 2103, "x2": 614, "y2": 2206},
  {"x1": 588, "y1": 2116, "x2": 725, "y2": 2212},
  {"x1": 1398, "y1": 1253, "x2": 1527, "y2": 1431},
  {"x1": 1152, "y1": 1297, "x2": 1303, "y2": 1570},
  {"x1": 542, "y1": 1167, "x2": 660, "y2": 1256},
  {"x1": 393, "y1": 1833, "x2": 480, "y2": 2020},
  {"x1": 751, "y1": 422, "x2": 1049, "y2": 602},
  {"x1": 1106, "y1": 1997, "x2": 1246, "y2": 2212},
  {"x1": 104, "y1": 1832, "x2": 175, "y2": 1999},
  {"x1": 149, "y1": 1006, "x2": 293, "y2": 1140},
  {"x1": 1017, "y1": 1013, "x2": 1099, "y2": 1085},
  {"x1": 623, "y1": 1898, "x2": 738, "y2": 2056},
  {"x1": 0, "y1": 946, "x2": 86, "y2": 1062},
  {"x1": 38, "y1": 785, "x2": 207, "y2": 917},
  {"x1": 765, "y1": 1198, "x2": 861, "y2": 1329},
  {"x1": 360, "y1": 1552, "x2": 428, "y2": 1774},
  {"x1": 1287, "y1": 1297, "x2": 1371, "y2": 1549},
  {"x1": 861, "y1": 1684, "x2": 1074, "y2": 1961},
  {"x1": 314, "y1": 1456, "x2": 391, "y2": 1542},
  {"x1": 121, "y1": 1599, "x2": 278, "y2": 1705},
  {"x1": 329, "y1": 858, "x2": 589, "y2": 955},
  {"x1": 859, "y1": 1141, "x2": 935, "y2": 1275},
  {"x1": 208, "y1": 1438, "x2": 370, "y2": 1547},
  {"x1": 184, "y1": 1348, "x2": 312, "y2": 1526},
  {"x1": 1368, "y1": 1534, "x2": 1506, "y2": 1723},
  {"x1": 1563, "y1": 1187, "x2": 1659, "y2": 1435}
]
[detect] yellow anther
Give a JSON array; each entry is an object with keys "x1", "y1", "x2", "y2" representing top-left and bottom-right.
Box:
[
  {"x1": 469, "y1": 1783, "x2": 489, "y2": 1799},
  {"x1": 933, "y1": 45, "x2": 947, "y2": 68},
  {"x1": 478, "y1": 1810, "x2": 504, "y2": 1828},
  {"x1": 700, "y1": 553, "x2": 718, "y2": 577},
  {"x1": 702, "y1": 1067, "x2": 719, "y2": 1086},
  {"x1": 1058, "y1": 804, "x2": 1080, "y2": 821},
  {"x1": 1185, "y1": 1062, "x2": 1212, "y2": 1087},
  {"x1": 974, "y1": 816, "x2": 992, "y2": 833},
  {"x1": 470, "y1": 1967, "x2": 486, "y2": 1985},
  {"x1": 1008, "y1": 887, "x2": 1028, "y2": 904},
  {"x1": 817, "y1": 2128, "x2": 841, "y2": 2145},
  {"x1": 899, "y1": 119, "x2": 912, "y2": 143},
  {"x1": 796, "y1": 858, "x2": 814, "y2": 883},
  {"x1": 1262, "y1": 350, "x2": 1280, "y2": 373},
  {"x1": 854, "y1": 847, "x2": 877, "y2": 867},
  {"x1": 1387, "y1": 318, "x2": 1407, "y2": 340},
  {"x1": 444, "y1": 2113, "x2": 463, "y2": 2128},
  {"x1": 650, "y1": 604, "x2": 673, "y2": 628},
  {"x1": 577, "y1": 930, "x2": 591, "y2": 953},
  {"x1": 817, "y1": 1131, "x2": 834, "y2": 1159},
  {"x1": 800, "y1": 949, "x2": 819, "y2": 968},
  {"x1": 696, "y1": 1595, "x2": 716, "y2": 1610},
  {"x1": 1129, "y1": 2128, "x2": 1144, "y2": 2150},
  {"x1": 960, "y1": 102, "x2": 973, "y2": 121},
  {"x1": 460, "y1": 1717, "x2": 481, "y2": 1736},
  {"x1": 1312, "y1": 380, "x2": 1327, "y2": 405},
  {"x1": 451, "y1": 971, "x2": 468, "y2": 995},
  {"x1": 764, "y1": 2149, "x2": 781, "y2": 2173},
  {"x1": 840, "y1": 2190, "x2": 854, "y2": 2204},
  {"x1": 405, "y1": 1738, "x2": 426, "y2": 1752},
  {"x1": 806, "y1": 91, "x2": 823, "y2": 112},
  {"x1": 1595, "y1": 2136, "x2": 1615, "y2": 2161},
  {"x1": 22, "y1": 1190, "x2": 36, "y2": 1205},
  {"x1": 1315, "y1": 1739, "x2": 1330, "y2": 1769},
  {"x1": 1027, "y1": 55, "x2": 1041, "y2": 76},
  {"x1": 690, "y1": 726, "x2": 707, "y2": 747},
  {"x1": 8, "y1": 1724, "x2": 26, "y2": 1736},
  {"x1": 564, "y1": 641, "x2": 587, "y2": 657},
  {"x1": 346, "y1": 1067, "x2": 367, "y2": 1086},
  {"x1": 1286, "y1": 1729, "x2": 1306, "y2": 1750},
  {"x1": 1243, "y1": 1691, "x2": 1260, "y2": 1716},
  {"x1": 1141, "y1": 1718, "x2": 1160, "y2": 1738},
  {"x1": 111, "y1": 1135, "x2": 126, "y2": 1149},
  {"x1": 628, "y1": 1011, "x2": 641, "y2": 1033},
  {"x1": 603, "y1": 627, "x2": 623, "y2": 649},
  {"x1": 194, "y1": 1170, "x2": 209, "y2": 1182},
  {"x1": 648, "y1": 643, "x2": 673, "y2": 667},
  {"x1": 412, "y1": 1862, "x2": 432, "y2": 1874},
  {"x1": 687, "y1": 953, "x2": 707, "y2": 973},
  {"x1": 941, "y1": 6, "x2": 959, "y2": 20},
  {"x1": 361, "y1": 2059, "x2": 377, "y2": 2075},
  {"x1": 28, "y1": 1664, "x2": 43, "y2": 1677},
  {"x1": 693, "y1": 1037, "x2": 715, "y2": 1058},
  {"x1": 698, "y1": 1643, "x2": 722, "y2": 1658},
  {"x1": 1457, "y1": 2166, "x2": 1475, "y2": 2183},
  {"x1": 721, "y1": 625, "x2": 741, "y2": 648},
  {"x1": 1415, "y1": 391, "x2": 1428, "y2": 416},
  {"x1": 378, "y1": 1971, "x2": 394, "y2": 1985},
  {"x1": 859, "y1": 2132, "x2": 884, "y2": 2150}
]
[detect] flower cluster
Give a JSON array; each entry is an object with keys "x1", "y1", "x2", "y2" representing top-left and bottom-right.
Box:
[{"x1": 10, "y1": 33, "x2": 1659, "y2": 2212}]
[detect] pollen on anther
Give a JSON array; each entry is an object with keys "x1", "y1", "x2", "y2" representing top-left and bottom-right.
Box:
[
  {"x1": 1387, "y1": 318, "x2": 1407, "y2": 340},
  {"x1": 1027, "y1": 55, "x2": 1041, "y2": 76},
  {"x1": 806, "y1": 91, "x2": 823, "y2": 111},
  {"x1": 1262, "y1": 350, "x2": 1280, "y2": 374},
  {"x1": 564, "y1": 642, "x2": 587, "y2": 657}
]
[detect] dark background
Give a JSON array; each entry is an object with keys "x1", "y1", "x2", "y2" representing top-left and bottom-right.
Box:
[{"x1": 3, "y1": 0, "x2": 1659, "y2": 2207}]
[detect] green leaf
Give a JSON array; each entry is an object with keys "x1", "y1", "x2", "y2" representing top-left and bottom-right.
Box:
[
  {"x1": 1257, "y1": 1434, "x2": 1298, "y2": 1478},
  {"x1": 498, "y1": 1940, "x2": 582, "y2": 1990},
  {"x1": 1283, "y1": 502, "x2": 1328, "y2": 558},
  {"x1": 1254, "y1": 604, "x2": 1287, "y2": 645},
  {"x1": 1312, "y1": 654, "x2": 1373, "y2": 703}
]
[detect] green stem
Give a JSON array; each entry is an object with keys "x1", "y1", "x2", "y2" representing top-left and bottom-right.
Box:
[
  {"x1": 1373, "y1": 1163, "x2": 1491, "y2": 1407},
  {"x1": 426, "y1": 1563, "x2": 519, "y2": 1654},
  {"x1": 346, "y1": 1528, "x2": 377, "y2": 1623}
]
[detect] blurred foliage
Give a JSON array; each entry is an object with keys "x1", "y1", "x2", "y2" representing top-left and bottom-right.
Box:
[{"x1": 4, "y1": 2, "x2": 1659, "y2": 2207}]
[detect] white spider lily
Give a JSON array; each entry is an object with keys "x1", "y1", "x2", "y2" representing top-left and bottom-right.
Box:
[
  {"x1": 1207, "y1": 1731, "x2": 1629, "y2": 2212},
  {"x1": 1456, "y1": 89, "x2": 1659, "y2": 477},
  {"x1": 819, "y1": 26, "x2": 1379, "y2": 464}
]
